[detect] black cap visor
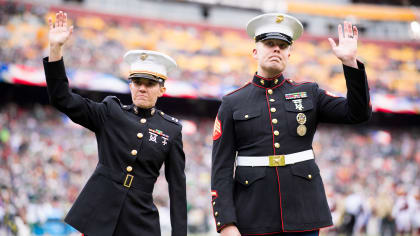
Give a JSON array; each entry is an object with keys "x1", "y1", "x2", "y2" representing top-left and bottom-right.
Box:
[
  {"x1": 129, "y1": 73, "x2": 164, "y2": 84},
  {"x1": 255, "y1": 32, "x2": 293, "y2": 45}
]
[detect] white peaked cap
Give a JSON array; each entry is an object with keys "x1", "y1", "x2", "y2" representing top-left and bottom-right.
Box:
[
  {"x1": 246, "y1": 13, "x2": 304, "y2": 44},
  {"x1": 123, "y1": 50, "x2": 177, "y2": 81}
]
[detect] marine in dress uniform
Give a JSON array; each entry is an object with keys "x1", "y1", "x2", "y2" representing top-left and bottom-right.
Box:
[
  {"x1": 211, "y1": 13, "x2": 371, "y2": 235},
  {"x1": 43, "y1": 12, "x2": 187, "y2": 236}
]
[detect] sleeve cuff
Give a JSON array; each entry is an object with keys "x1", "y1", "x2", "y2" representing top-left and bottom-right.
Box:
[
  {"x1": 43, "y1": 57, "x2": 68, "y2": 81},
  {"x1": 343, "y1": 60, "x2": 365, "y2": 72}
]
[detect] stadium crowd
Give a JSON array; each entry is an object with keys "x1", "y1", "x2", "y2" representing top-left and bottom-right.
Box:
[
  {"x1": 0, "y1": 1, "x2": 419, "y2": 98},
  {"x1": 0, "y1": 103, "x2": 419, "y2": 236}
]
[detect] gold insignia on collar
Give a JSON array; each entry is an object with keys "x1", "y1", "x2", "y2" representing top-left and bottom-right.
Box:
[
  {"x1": 133, "y1": 106, "x2": 139, "y2": 114},
  {"x1": 260, "y1": 79, "x2": 265, "y2": 85},
  {"x1": 151, "y1": 108, "x2": 155, "y2": 115},
  {"x1": 140, "y1": 53, "x2": 148, "y2": 61},
  {"x1": 274, "y1": 79, "x2": 278, "y2": 84},
  {"x1": 276, "y1": 15, "x2": 284, "y2": 23}
]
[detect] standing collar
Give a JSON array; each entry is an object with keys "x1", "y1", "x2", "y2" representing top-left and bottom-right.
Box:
[
  {"x1": 252, "y1": 73, "x2": 285, "y2": 88},
  {"x1": 129, "y1": 104, "x2": 156, "y2": 118}
]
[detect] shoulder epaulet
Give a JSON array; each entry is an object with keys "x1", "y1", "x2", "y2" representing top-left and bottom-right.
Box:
[
  {"x1": 109, "y1": 96, "x2": 130, "y2": 110},
  {"x1": 158, "y1": 111, "x2": 181, "y2": 126},
  {"x1": 226, "y1": 82, "x2": 251, "y2": 96},
  {"x1": 286, "y1": 79, "x2": 313, "y2": 87}
]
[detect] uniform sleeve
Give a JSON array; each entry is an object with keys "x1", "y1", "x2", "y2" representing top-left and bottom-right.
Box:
[
  {"x1": 43, "y1": 57, "x2": 108, "y2": 132},
  {"x1": 211, "y1": 97, "x2": 237, "y2": 232},
  {"x1": 316, "y1": 60, "x2": 372, "y2": 124},
  {"x1": 165, "y1": 129, "x2": 187, "y2": 236}
]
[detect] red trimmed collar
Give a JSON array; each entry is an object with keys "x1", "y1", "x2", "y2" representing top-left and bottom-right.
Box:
[{"x1": 252, "y1": 73, "x2": 285, "y2": 88}]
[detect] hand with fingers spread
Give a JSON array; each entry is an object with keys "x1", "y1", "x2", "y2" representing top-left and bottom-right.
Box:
[
  {"x1": 328, "y1": 21, "x2": 358, "y2": 68},
  {"x1": 48, "y1": 11, "x2": 73, "y2": 62}
]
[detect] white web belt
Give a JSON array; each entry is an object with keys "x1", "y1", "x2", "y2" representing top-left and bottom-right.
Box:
[{"x1": 236, "y1": 150, "x2": 314, "y2": 167}]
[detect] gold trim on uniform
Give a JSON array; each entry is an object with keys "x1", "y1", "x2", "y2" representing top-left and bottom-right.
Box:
[
  {"x1": 260, "y1": 79, "x2": 265, "y2": 85},
  {"x1": 133, "y1": 106, "x2": 138, "y2": 114},
  {"x1": 297, "y1": 124, "x2": 307, "y2": 136},
  {"x1": 129, "y1": 70, "x2": 168, "y2": 80},
  {"x1": 296, "y1": 113, "x2": 307, "y2": 125}
]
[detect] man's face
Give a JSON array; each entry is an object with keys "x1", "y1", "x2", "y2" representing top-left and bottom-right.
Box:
[
  {"x1": 252, "y1": 39, "x2": 291, "y2": 75},
  {"x1": 129, "y1": 78, "x2": 166, "y2": 109}
]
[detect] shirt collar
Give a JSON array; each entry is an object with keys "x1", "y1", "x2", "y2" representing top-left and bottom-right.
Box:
[{"x1": 252, "y1": 73, "x2": 285, "y2": 88}]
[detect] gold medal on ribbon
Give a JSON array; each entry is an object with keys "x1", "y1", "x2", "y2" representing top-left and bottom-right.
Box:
[
  {"x1": 297, "y1": 124, "x2": 307, "y2": 136},
  {"x1": 296, "y1": 113, "x2": 306, "y2": 125}
]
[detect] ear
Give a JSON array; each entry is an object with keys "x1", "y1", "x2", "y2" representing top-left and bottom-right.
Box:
[
  {"x1": 252, "y1": 48, "x2": 258, "y2": 60},
  {"x1": 158, "y1": 86, "x2": 166, "y2": 97}
]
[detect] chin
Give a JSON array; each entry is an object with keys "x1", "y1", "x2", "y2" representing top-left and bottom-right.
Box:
[
  {"x1": 265, "y1": 66, "x2": 283, "y2": 74},
  {"x1": 136, "y1": 104, "x2": 152, "y2": 109}
]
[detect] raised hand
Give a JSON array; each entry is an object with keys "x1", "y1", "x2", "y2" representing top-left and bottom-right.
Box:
[
  {"x1": 328, "y1": 21, "x2": 358, "y2": 68},
  {"x1": 48, "y1": 11, "x2": 73, "y2": 47},
  {"x1": 48, "y1": 11, "x2": 73, "y2": 62}
]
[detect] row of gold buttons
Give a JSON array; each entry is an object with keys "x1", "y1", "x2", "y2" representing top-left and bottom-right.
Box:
[
  {"x1": 128, "y1": 118, "x2": 148, "y2": 173},
  {"x1": 268, "y1": 89, "x2": 280, "y2": 149}
]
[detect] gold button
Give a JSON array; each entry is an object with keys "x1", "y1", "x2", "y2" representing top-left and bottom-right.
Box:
[
  {"x1": 214, "y1": 211, "x2": 219, "y2": 216},
  {"x1": 217, "y1": 222, "x2": 221, "y2": 226},
  {"x1": 137, "y1": 133, "x2": 143, "y2": 139},
  {"x1": 267, "y1": 89, "x2": 273, "y2": 94},
  {"x1": 126, "y1": 166, "x2": 133, "y2": 172},
  {"x1": 274, "y1": 130, "x2": 279, "y2": 136},
  {"x1": 160, "y1": 111, "x2": 164, "y2": 115},
  {"x1": 245, "y1": 180, "x2": 249, "y2": 185},
  {"x1": 140, "y1": 118, "x2": 146, "y2": 124},
  {"x1": 244, "y1": 114, "x2": 249, "y2": 119},
  {"x1": 131, "y1": 150, "x2": 137, "y2": 156},
  {"x1": 272, "y1": 118, "x2": 278, "y2": 124},
  {"x1": 270, "y1": 98, "x2": 275, "y2": 102},
  {"x1": 271, "y1": 107, "x2": 276, "y2": 113},
  {"x1": 308, "y1": 174, "x2": 312, "y2": 179},
  {"x1": 213, "y1": 201, "x2": 215, "y2": 206},
  {"x1": 275, "y1": 143, "x2": 280, "y2": 148}
]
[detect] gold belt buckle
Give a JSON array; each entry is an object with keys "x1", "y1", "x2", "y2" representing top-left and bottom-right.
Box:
[
  {"x1": 269, "y1": 155, "x2": 286, "y2": 167},
  {"x1": 124, "y1": 174, "x2": 134, "y2": 188}
]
